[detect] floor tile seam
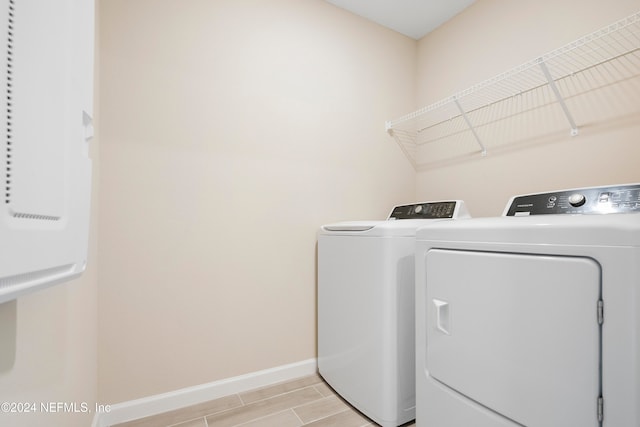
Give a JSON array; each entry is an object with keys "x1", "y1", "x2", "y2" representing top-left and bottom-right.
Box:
[
  {"x1": 239, "y1": 385, "x2": 323, "y2": 406},
  {"x1": 239, "y1": 377, "x2": 325, "y2": 405},
  {"x1": 205, "y1": 386, "x2": 324, "y2": 424},
  {"x1": 300, "y1": 408, "x2": 353, "y2": 426},
  {"x1": 165, "y1": 416, "x2": 207, "y2": 427},
  {"x1": 237, "y1": 391, "x2": 249, "y2": 406},
  {"x1": 290, "y1": 393, "x2": 347, "y2": 417},
  {"x1": 294, "y1": 402, "x2": 353, "y2": 426},
  {"x1": 126, "y1": 393, "x2": 246, "y2": 426},
  {"x1": 351, "y1": 419, "x2": 373, "y2": 427},
  {"x1": 172, "y1": 394, "x2": 246, "y2": 421},
  {"x1": 311, "y1": 384, "x2": 333, "y2": 398},
  {"x1": 230, "y1": 408, "x2": 302, "y2": 427},
  {"x1": 291, "y1": 406, "x2": 306, "y2": 425},
  {"x1": 357, "y1": 415, "x2": 376, "y2": 426}
]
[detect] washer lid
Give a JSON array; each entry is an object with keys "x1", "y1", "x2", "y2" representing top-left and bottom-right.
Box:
[
  {"x1": 322, "y1": 222, "x2": 377, "y2": 232},
  {"x1": 320, "y1": 219, "x2": 453, "y2": 237},
  {"x1": 320, "y1": 200, "x2": 470, "y2": 237}
]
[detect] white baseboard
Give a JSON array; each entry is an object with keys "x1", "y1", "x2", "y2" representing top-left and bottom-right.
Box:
[{"x1": 92, "y1": 358, "x2": 318, "y2": 427}]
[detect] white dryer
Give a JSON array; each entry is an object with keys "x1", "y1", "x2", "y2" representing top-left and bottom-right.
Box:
[
  {"x1": 415, "y1": 183, "x2": 640, "y2": 427},
  {"x1": 318, "y1": 201, "x2": 470, "y2": 427}
]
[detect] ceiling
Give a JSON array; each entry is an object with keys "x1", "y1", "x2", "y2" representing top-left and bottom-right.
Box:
[{"x1": 324, "y1": 0, "x2": 476, "y2": 40}]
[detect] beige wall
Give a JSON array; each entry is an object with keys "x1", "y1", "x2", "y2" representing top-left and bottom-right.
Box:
[
  {"x1": 98, "y1": 0, "x2": 416, "y2": 403},
  {"x1": 415, "y1": 0, "x2": 640, "y2": 217}
]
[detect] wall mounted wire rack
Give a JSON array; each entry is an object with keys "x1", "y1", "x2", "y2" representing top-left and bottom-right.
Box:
[{"x1": 386, "y1": 11, "x2": 640, "y2": 169}]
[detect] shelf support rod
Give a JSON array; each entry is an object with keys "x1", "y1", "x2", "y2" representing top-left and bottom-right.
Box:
[
  {"x1": 538, "y1": 59, "x2": 579, "y2": 136},
  {"x1": 453, "y1": 96, "x2": 487, "y2": 156}
]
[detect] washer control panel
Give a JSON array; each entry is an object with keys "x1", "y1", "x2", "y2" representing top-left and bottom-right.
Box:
[
  {"x1": 505, "y1": 183, "x2": 640, "y2": 216},
  {"x1": 389, "y1": 201, "x2": 458, "y2": 219}
]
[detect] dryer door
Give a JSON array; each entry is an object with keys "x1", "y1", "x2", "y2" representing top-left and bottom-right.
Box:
[{"x1": 425, "y1": 250, "x2": 601, "y2": 427}]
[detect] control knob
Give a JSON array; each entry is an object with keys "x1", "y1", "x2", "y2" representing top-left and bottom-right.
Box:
[{"x1": 568, "y1": 193, "x2": 586, "y2": 207}]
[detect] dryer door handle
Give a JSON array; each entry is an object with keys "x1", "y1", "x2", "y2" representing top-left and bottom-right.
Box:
[{"x1": 433, "y1": 299, "x2": 451, "y2": 335}]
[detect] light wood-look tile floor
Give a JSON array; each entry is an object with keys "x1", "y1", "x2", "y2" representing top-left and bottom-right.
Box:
[{"x1": 112, "y1": 374, "x2": 416, "y2": 427}]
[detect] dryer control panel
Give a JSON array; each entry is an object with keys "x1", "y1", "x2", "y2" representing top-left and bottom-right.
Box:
[
  {"x1": 505, "y1": 183, "x2": 640, "y2": 216},
  {"x1": 389, "y1": 201, "x2": 458, "y2": 219}
]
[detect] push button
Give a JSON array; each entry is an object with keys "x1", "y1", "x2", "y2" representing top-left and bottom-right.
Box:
[{"x1": 568, "y1": 193, "x2": 586, "y2": 207}]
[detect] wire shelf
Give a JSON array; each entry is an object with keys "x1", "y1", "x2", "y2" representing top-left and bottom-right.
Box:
[{"x1": 386, "y1": 11, "x2": 640, "y2": 169}]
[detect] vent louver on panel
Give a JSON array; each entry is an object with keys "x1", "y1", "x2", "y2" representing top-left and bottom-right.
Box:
[
  {"x1": 5, "y1": 0, "x2": 14, "y2": 206},
  {"x1": 3, "y1": 0, "x2": 60, "y2": 222}
]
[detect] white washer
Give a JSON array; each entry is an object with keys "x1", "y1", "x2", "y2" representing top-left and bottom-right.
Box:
[
  {"x1": 415, "y1": 183, "x2": 640, "y2": 427},
  {"x1": 318, "y1": 201, "x2": 470, "y2": 427}
]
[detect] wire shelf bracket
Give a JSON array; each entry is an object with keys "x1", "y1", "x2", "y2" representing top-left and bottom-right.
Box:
[
  {"x1": 538, "y1": 59, "x2": 579, "y2": 136},
  {"x1": 453, "y1": 95, "x2": 487, "y2": 156}
]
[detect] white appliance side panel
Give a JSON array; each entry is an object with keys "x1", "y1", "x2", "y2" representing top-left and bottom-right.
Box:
[
  {"x1": 426, "y1": 250, "x2": 600, "y2": 427},
  {"x1": 0, "y1": 0, "x2": 94, "y2": 303},
  {"x1": 318, "y1": 234, "x2": 415, "y2": 425}
]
